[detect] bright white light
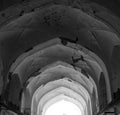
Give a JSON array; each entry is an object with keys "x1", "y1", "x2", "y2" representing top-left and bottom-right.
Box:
[{"x1": 45, "y1": 99, "x2": 82, "y2": 115}]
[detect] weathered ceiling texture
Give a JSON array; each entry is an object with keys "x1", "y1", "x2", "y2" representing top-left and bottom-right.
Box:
[{"x1": 0, "y1": 0, "x2": 120, "y2": 115}]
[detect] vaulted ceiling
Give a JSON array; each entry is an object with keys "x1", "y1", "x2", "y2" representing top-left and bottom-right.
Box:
[{"x1": 0, "y1": 0, "x2": 120, "y2": 114}]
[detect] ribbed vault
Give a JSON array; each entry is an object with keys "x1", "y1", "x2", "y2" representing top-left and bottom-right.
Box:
[{"x1": 0, "y1": 1, "x2": 120, "y2": 114}]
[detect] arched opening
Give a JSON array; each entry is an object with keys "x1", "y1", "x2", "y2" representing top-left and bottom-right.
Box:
[
  {"x1": 99, "y1": 72, "x2": 107, "y2": 110},
  {"x1": 44, "y1": 99, "x2": 82, "y2": 115},
  {"x1": 8, "y1": 40, "x2": 103, "y2": 115}
]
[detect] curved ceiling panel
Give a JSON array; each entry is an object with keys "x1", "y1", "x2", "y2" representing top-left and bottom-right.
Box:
[
  {"x1": 22, "y1": 76, "x2": 92, "y2": 111},
  {"x1": 22, "y1": 65, "x2": 95, "y2": 108},
  {"x1": 9, "y1": 41, "x2": 110, "y2": 101}
]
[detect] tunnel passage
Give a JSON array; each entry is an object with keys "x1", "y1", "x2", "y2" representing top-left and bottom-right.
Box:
[
  {"x1": 9, "y1": 40, "x2": 100, "y2": 115},
  {"x1": 0, "y1": 38, "x2": 111, "y2": 115},
  {"x1": 0, "y1": 1, "x2": 120, "y2": 115}
]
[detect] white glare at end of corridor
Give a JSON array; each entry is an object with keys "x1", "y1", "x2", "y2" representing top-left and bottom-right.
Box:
[{"x1": 45, "y1": 99, "x2": 82, "y2": 115}]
